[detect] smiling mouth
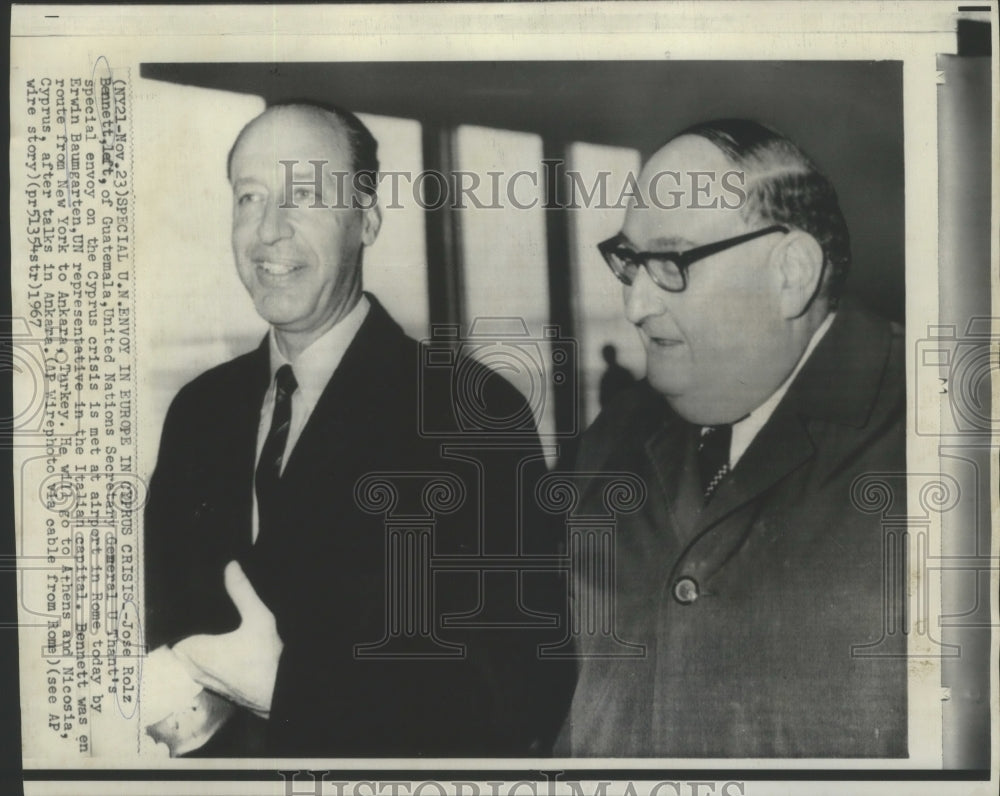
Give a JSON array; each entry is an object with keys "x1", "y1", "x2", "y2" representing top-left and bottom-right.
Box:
[
  {"x1": 255, "y1": 260, "x2": 304, "y2": 277},
  {"x1": 641, "y1": 329, "x2": 684, "y2": 348}
]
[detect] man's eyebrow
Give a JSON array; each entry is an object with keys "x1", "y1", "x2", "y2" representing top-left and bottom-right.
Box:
[
  {"x1": 642, "y1": 235, "x2": 697, "y2": 251},
  {"x1": 232, "y1": 177, "x2": 262, "y2": 190},
  {"x1": 287, "y1": 164, "x2": 325, "y2": 179}
]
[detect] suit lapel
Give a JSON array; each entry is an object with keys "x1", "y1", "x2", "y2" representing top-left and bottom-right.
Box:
[
  {"x1": 281, "y1": 295, "x2": 406, "y2": 482},
  {"x1": 241, "y1": 341, "x2": 272, "y2": 525},
  {"x1": 244, "y1": 302, "x2": 403, "y2": 607},
  {"x1": 215, "y1": 338, "x2": 271, "y2": 560}
]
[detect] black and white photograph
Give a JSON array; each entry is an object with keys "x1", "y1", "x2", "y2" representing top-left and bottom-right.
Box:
[
  {"x1": 6, "y1": 3, "x2": 996, "y2": 795},
  {"x1": 134, "y1": 59, "x2": 912, "y2": 761}
]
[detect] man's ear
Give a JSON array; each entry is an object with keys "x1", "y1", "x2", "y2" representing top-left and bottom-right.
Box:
[
  {"x1": 361, "y1": 200, "x2": 382, "y2": 247},
  {"x1": 773, "y1": 230, "x2": 824, "y2": 319}
]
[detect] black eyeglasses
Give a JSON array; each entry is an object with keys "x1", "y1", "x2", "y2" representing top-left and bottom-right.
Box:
[{"x1": 598, "y1": 224, "x2": 789, "y2": 293}]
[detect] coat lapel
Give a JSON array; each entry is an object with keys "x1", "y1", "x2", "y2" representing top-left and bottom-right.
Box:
[
  {"x1": 280, "y1": 294, "x2": 407, "y2": 482},
  {"x1": 682, "y1": 301, "x2": 894, "y2": 537},
  {"x1": 697, "y1": 406, "x2": 816, "y2": 531},
  {"x1": 644, "y1": 415, "x2": 702, "y2": 547},
  {"x1": 244, "y1": 298, "x2": 406, "y2": 607},
  {"x1": 230, "y1": 337, "x2": 272, "y2": 547}
]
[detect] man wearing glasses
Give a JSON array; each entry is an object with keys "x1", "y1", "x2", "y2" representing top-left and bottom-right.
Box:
[{"x1": 559, "y1": 119, "x2": 906, "y2": 756}]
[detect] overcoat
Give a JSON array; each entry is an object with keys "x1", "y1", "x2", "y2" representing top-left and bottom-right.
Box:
[{"x1": 561, "y1": 301, "x2": 907, "y2": 757}]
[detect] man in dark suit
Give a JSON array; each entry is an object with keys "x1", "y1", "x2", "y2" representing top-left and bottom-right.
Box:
[
  {"x1": 142, "y1": 102, "x2": 566, "y2": 756},
  {"x1": 559, "y1": 120, "x2": 906, "y2": 756}
]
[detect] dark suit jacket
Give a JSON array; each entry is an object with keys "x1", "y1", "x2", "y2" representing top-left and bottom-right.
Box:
[
  {"x1": 560, "y1": 301, "x2": 907, "y2": 757},
  {"x1": 144, "y1": 295, "x2": 570, "y2": 756}
]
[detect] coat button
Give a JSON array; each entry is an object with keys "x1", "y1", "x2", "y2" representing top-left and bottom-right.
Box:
[{"x1": 673, "y1": 576, "x2": 699, "y2": 604}]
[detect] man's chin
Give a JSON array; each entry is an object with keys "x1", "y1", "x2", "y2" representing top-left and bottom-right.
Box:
[
  {"x1": 663, "y1": 390, "x2": 754, "y2": 426},
  {"x1": 253, "y1": 297, "x2": 309, "y2": 329},
  {"x1": 647, "y1": 370, "x2": 688, "y2": 402},
  {"x1": 651, "y1": 377, "x2": 723, "y2": 425}
]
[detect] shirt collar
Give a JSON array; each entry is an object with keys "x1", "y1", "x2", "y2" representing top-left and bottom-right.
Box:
[
  {"x1": 730, "y1": 311, "x2": 836, "y2": 466},
  {"x1": 267, "y1": 294, "x2": 370, "y2": 409}
]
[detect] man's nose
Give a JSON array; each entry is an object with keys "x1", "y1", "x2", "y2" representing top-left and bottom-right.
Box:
[
  {"x1": 623, "y1": 264, "x2": 668, "y2": 325},
  {"x1": 257, "y1": 198, "x2": 293, "y2": 244}
]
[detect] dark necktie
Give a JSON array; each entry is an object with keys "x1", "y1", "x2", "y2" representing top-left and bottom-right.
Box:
[
  {"x1": 255, "y1": 364, "x2": 298, "y2": 537},
  {"x1": 697, "y1": 424, "x2": 732, "y2": 504}
]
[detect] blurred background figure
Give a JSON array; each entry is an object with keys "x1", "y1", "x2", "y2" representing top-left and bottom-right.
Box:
[{"x1": 598, "y1": 343, "x2": 636, "y2": 410}]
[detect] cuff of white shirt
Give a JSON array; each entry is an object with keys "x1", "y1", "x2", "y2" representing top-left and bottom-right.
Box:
[
  {"x1": 142, "y1": 646, "x2": 236, "y2": 757},
  {"x1": 142, "y1": 645, "x2": 205, "y2": 725}
]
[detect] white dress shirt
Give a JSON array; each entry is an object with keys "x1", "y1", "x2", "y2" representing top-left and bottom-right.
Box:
[
  {"x1": 728, "y1": 312, "x2": 836, "y2": 468},
  {"x1": 252, "y1": 294, "x2": 370, "y2": 542}
]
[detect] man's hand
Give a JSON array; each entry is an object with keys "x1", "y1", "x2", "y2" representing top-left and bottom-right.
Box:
[
  {"x1": 145, "y1": 688, "x2": 236, "y2": 757},
  {"x1": 140, "y1": 645, "x2": 235, "y2": 757},
  {"x1": 172, "y1": 561, "x2": 283, "y2": 717}
]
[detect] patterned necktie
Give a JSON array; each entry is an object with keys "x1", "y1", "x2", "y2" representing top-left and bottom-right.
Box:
[
  {"x1": 697, "y1": 424, "x2": 732, "y2": 504},
  {"x1": 255, "y1": 364, "x2": 298, "y2": 536}
]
